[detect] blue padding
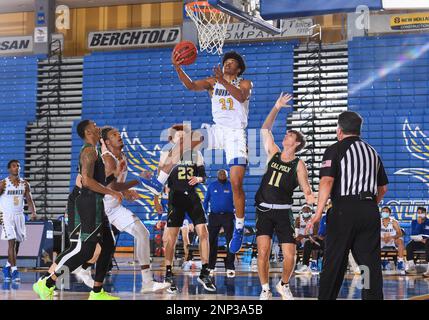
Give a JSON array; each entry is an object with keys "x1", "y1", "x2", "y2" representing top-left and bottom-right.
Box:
[
  {"x1": 260, "y1": 0, "x2": 382, "y2": 20},
  {"x1": 348, "y1": 34, "x2": 429, "y2": 225}
]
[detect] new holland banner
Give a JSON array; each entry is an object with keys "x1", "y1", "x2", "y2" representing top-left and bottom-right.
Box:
[{"x1": 390, "y1": 12, "x2": 429, "y2": 30}]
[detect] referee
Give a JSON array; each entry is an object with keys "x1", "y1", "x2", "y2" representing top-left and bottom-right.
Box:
[{"x1": 306, "y1": 111, "x2": 388, "y2": 300}]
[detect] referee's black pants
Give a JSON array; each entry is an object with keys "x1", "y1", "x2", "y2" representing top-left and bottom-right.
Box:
[
  {"x1": 208, "y1": 213, "x2": 235, "y2": 270},
  {"x1": 319, "y1": 198, "x2": 383, "y2": 300}
]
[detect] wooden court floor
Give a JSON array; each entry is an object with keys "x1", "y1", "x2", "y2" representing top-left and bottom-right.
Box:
[{"x1": 1, "y1": 265, "x2": 428, "y2": 300}]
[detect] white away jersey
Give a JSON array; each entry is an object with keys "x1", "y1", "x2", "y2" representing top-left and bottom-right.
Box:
[
  {"x1": 381, "y1": 217, "x2": 397, "y2": 238},
  {"x1": 211, "y1": 78, "x2": 249, "y2": 129},
  {"x1": 299, "y1": 215, "x2": 313, "y2": 236},
  {"x1": 0, "y1": 177, "x2": 26, "y2": 215}
]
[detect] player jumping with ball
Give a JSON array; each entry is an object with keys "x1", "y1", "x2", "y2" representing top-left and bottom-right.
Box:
[{"x1": 141, "y1": 49, "x2": 252, "y2": 253}]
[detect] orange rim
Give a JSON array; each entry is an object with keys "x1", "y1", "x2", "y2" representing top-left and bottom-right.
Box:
[{"x1": 185, "y1": 1, "x2": 222, "y2": 14}]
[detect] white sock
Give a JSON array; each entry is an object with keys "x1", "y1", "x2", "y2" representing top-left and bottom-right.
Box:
[
  {"x1": 157, "y1": 171, "x2": 169, "y2": 185},
  {"x1": 235, "y1": 217, "x2": 245, "y2": 229},
  {"x1": 141, "y1": 268, "x2": 153, "y2": 284},
  {"x1": 11, "y1": 266, "x2": 17, "y2": 272},
  {"x1": 398, "y1": 257, "x2": 404, "y2": 262},
  {"x1": 262, "y1": 283, "x2": 270, "y2": 291},
  {"x1": 5, "y1": 262, "x2": 11, "y2": 268}
]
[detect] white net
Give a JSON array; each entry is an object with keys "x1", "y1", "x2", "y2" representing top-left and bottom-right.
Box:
[{"x1": 185, "y1": 1, "x2": 231, "y2": 55}]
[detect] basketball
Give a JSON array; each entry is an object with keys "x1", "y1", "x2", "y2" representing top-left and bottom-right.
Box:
[{"x1": 173, "y1": 40, "x2": 198, "y2": 65}]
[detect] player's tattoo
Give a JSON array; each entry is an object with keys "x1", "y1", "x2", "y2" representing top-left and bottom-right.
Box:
[{"x1": 81, "y1": 147, "x2": 97, "y2": 179}]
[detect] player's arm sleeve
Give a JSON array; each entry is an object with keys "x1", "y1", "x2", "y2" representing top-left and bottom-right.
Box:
[
  {"x1": 319, "y1": 145, "x2": 339, "y2": 178},
  {"x1": 377, "y1": 156, "x2": 389, "y2": 186}
]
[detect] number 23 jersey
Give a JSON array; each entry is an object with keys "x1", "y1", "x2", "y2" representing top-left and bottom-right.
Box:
[
  {"x1": 255, "y1": 153, "x2": 299, "y2": 205},
  {"x1": 168, "y1": 150, "x2": 206, "y2": 193}
]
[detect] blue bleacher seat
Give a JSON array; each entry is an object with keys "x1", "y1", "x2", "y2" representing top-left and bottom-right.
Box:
[{"x1": 349, "y1": 34, "x2": 429, "y2": 239}]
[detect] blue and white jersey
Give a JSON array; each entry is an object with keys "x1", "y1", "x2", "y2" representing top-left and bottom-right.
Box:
[{"x1": 211, "y1": 78, "x2": 249, "y2": 129}]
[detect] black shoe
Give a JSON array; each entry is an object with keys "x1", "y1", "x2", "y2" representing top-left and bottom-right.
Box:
[
  {"x1": 165, "y1": 274, "x2": 178, "y2": 294},
  {"x1": 198, "y1": 274, "x2": 216, "y2": 292}
]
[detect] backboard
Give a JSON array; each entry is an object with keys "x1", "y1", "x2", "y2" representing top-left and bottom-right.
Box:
[{"x1": 207, "y1": 0, "x2": 282, "y2": 35}]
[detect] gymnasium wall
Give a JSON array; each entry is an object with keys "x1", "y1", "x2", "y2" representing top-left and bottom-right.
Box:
[
  {"x1": 0, "y1": 6, "x2": 346, "y2": 57},
  {"x1": 0, "y1": 2, "x2": 183, "y2": 57},
  {"x1": 348, "y1": 34, "x2": 429, "y2": 229}
]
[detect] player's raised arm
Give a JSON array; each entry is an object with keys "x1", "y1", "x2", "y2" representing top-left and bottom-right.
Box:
[
  {"x1": 213, "y1": 65, "x2": 252, "y2": 103},
  {"x1": 261, "y1": 92, "x2": 293, "y2": 158},
  {"x1": 296, "y1": 160, "x2": 315, "y2": 205},
  {"x1": 172, "y1": 50, "x2": 213, "y2": 91}
]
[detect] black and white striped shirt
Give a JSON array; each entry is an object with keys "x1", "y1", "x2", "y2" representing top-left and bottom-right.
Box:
[{"x1": 320, "y1": 136, "x2": 388, "y2": 200}]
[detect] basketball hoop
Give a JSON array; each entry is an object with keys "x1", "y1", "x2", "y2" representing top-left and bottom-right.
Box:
[{"x1": 185, "y1": 1, "x2": 231, "y2": 55}]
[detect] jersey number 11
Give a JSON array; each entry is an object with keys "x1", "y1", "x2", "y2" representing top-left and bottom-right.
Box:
[{"x1": 268, "y1": 171, "x2": 283, "y2": 188}]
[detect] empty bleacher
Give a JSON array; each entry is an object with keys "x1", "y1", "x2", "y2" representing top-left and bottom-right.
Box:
[
  {"x1": 26, "y1": 56, "x2": 83, "y2": 216},
  {"x1": 290, "y1": 43, "x2": 349, "y2": 208},
  {"x1": 0, "y1": 56, "x2": 38, "y2": 178}
]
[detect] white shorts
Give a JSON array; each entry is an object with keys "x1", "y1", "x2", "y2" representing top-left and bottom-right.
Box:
[
  {"x1": 203, "y1": 124, "x2": 247, "y2": 166},
  {"x1": 105, "y1": 204, "x2": 139, "y2": 232},
  {"x1": 1, "y1": 213, "x2": 26, "y2": 242},
  {"x1": 381, "y1": 241, "x2": 397, "y2": 249}
]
